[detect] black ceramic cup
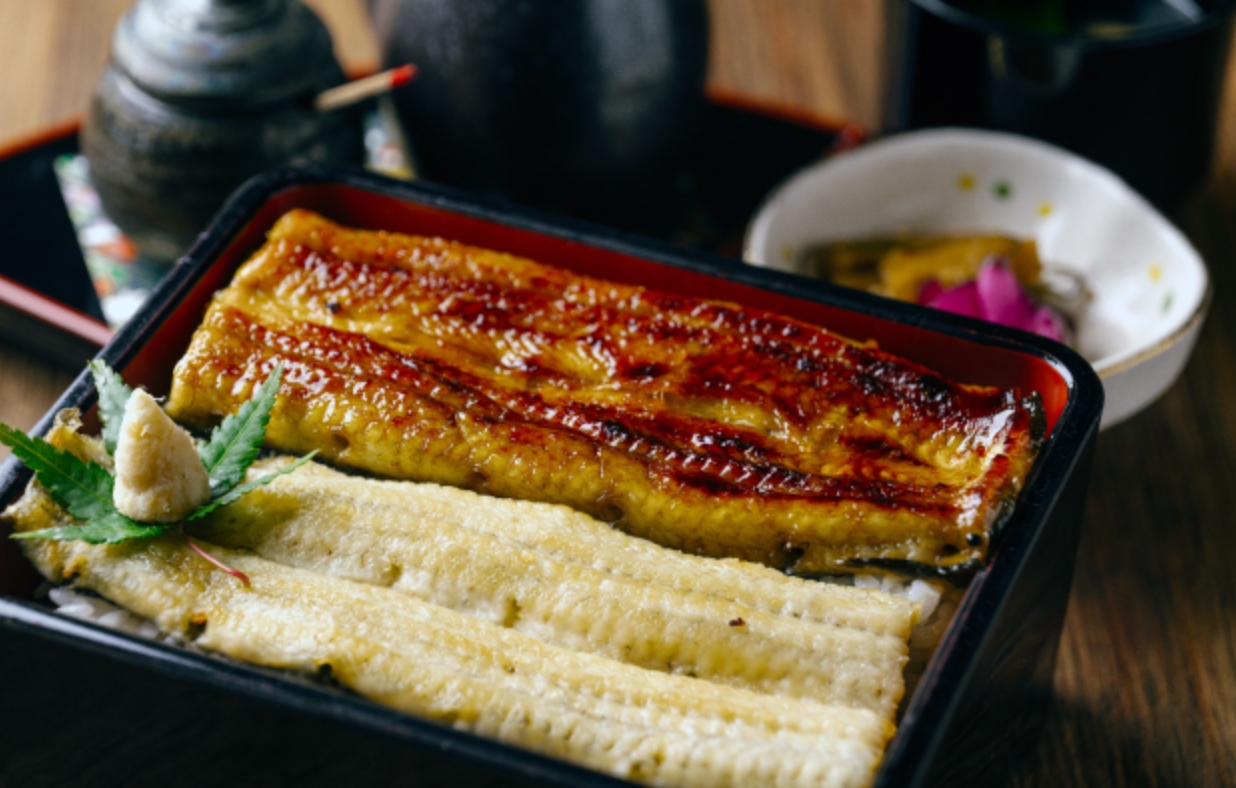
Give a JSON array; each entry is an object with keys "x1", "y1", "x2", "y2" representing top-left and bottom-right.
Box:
[
  {"x1": 368, "y1": 0, "x2": 710, "y2": 227},
  {"x1": 884, "y1": 0, "x2": 1236, "y2": 211}
]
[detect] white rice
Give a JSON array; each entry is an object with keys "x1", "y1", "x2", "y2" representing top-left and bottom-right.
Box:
[{"x1": 41, "y1": 584, "x2": 162, "y2": 641}]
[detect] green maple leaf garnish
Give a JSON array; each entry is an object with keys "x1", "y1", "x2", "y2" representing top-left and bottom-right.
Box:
[
  {"x1": 188, "y1": 453, "x2": 316, "y2": 520},
  {"x1": 3, "y1": 362, "x2": 313, "y2": 576},
  {"x1": 0, "y1": 422, "x2": 161, "y2": 544},
  {"x1": 89, "y1": 359, "x2": 133, "y2": 456},
  {"x1": 188, "y1": 364, "x2": 317, "y2": 519},
  {"x1": 197, "y1": 364, "x2": 285, "y2": 498},
  {"x1": 14, "y1": 511, "x2": 166, "y2": 545},
  {"x1": 0, "y1": 422, "x2": 116, "y2": 522}
]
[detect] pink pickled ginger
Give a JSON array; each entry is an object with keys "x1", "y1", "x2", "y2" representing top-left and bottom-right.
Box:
[{"x1": 919, "y1": 256, "x2": 1068, "y2": 343}]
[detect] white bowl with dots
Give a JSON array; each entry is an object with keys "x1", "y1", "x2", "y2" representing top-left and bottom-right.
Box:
[{"x1": 743, "y1": 127, "x2": 1209, "y2": 430}]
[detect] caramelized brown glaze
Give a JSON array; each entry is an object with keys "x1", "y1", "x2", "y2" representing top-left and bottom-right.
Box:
[{"x1": 166, "y1": 209, "x2": 1042, "y2": 574}]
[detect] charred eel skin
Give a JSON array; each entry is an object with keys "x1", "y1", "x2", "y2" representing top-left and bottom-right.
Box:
[{"x1": 166, "y1": 209, "x2": 1042, "y2": 575}]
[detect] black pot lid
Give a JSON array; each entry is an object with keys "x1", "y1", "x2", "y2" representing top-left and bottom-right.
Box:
[{"x1": 112, "y1": 0, "x2": 339, "y2": 107}]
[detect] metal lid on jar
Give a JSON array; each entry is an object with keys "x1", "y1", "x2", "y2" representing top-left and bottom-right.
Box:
[{"x1": 112, "y1": 0, "x2": 339, "y2": 107}]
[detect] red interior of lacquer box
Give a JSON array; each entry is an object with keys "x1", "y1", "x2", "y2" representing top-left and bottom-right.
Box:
[{"x1": 122, "y1": 181, "x2": 1072, "y2": 434}]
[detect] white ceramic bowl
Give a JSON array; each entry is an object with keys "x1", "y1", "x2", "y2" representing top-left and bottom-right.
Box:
[{"x1": 743, "y1": 128, "x2": 1209, "y2": 430}]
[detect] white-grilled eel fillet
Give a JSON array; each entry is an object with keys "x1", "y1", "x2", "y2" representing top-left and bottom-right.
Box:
[
  {"x1": 6, "y1": 484, "x2": 895, "y2": 788},
  {"x1": 165, "y1": 209, "x2": 1043, "y2": 575},
  {"x1": 195, "y1": 457, "x2": 920, "y2": 718}
]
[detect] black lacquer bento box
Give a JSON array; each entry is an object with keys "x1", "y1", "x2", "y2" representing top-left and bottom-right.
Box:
[{"x1": 0, "y1": 168, "x2": 1103, "y2": 788}]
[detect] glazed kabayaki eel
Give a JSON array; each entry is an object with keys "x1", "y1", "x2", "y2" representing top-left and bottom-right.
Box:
[{"x1": 166, "y1": 209, "x2": 1043, "y2": 575}]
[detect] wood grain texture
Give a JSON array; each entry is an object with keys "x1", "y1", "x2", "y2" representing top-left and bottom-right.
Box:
[
  {"x1": 2, "y1": 1, "x2": 1236, "y2": 786},
  {"x1": 706, "y1": 0, "x2": 887, "y2": 128}
]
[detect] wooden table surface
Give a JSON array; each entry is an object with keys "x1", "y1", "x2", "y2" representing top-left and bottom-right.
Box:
[{"x1": 1, "y1": 2, "x2": 1234, "y2": 787}]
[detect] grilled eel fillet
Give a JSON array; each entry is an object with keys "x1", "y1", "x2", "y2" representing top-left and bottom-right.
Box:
[
  {"x1": 4, "y1": 428, "x2": 896, "y2": 788},
  {"x1": 166, "y1": 209, "x2": 1043, "y2": 575},
  {"x1": 196, "y1": 456, "x2": 920, "y2": 718}
]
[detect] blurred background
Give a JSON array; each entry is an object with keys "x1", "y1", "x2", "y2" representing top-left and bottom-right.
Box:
[
  {"x1": 0, "y1": 0, "x2": 886, "y2": 146},
  {"x1": 5, "y1": 0, "x2": 1235, "y2": 183}
]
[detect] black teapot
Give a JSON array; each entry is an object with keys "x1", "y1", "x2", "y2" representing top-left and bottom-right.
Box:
[
  {"x1": 368, "y1": 0, "x2": 709, "y2": 223},
  {"x1": 83, "y1": 0, "x2": 365, "y2": 263}
]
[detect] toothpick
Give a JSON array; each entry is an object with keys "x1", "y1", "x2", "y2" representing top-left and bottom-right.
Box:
[{"x1": 313, "y1": 64, "x2": 417, "y2": 113}]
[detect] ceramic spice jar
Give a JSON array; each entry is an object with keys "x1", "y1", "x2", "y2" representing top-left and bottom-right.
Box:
[{"x1": 83, "y1": 0, "x2": 365, "y2": 263}]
